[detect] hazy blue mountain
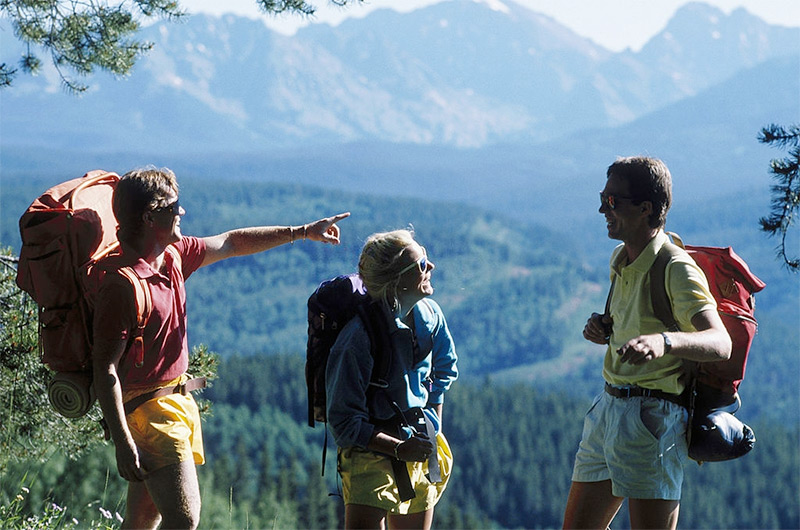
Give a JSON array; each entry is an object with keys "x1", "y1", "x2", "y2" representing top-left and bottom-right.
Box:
[{"x1": 1, "y1": 1, "x2": 797, "y2": 155}]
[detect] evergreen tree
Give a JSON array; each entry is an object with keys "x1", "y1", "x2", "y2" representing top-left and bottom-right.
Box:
[
  {"x1": 0, "y1": 0, "x2": 363, "y2": 92},
  {"x1": 0, "y1": 249, "x2": 102, "y2": 468},
  {"x1": 758, "y1": 123, "x2": 800, "y2": 272}
]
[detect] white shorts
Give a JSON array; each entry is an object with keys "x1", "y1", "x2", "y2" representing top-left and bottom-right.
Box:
[{"x1": 571, "y1": 390, "x2": 688, "y2": 500}]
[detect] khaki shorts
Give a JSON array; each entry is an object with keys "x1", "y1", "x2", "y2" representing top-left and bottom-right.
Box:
[
  {"x1": 338, "y1": 432, "x2": 453, "y2": 514},
  {"x1": 571, "y1": 390, "x2": 688, "y2": 500},
  {"x1": 126, "y1": 391, "x2": 204, "y2": 473}
]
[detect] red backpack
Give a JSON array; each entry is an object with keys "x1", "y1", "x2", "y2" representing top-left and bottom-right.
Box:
[
  {"x1": 651, "y1": 232, "x2": 764, "y2": 462},
  {"x1": 15, "y1": 170, "x2": 152, "y2": 417},
  {"x1": 650, "y1": 232, "x2": 766, "y2": 399}
]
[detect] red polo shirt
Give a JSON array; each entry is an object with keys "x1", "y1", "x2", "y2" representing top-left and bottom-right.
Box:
[{"x1": 93, "y1": 236, "x2": 206, "y2": 389}]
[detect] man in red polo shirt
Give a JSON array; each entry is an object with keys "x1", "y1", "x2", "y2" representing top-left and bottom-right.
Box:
[{"x1": 92, "y1": 167, "x2": 349, "y2": 529}]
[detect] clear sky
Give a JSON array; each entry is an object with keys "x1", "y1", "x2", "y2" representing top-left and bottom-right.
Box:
[{"x1": 179, "y1": 0, "x2": 800, "y2": 52}]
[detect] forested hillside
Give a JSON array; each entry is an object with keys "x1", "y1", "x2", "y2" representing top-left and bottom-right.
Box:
[
  {"x1": 2, "y1": 354, "x2": 797, "y2": 528},
  {"x1": 2, "y1": 173, "x2": 798, "y2": 528},
  {"x1": 1, "y1": 175, "x2": 796, "y2": 419}
]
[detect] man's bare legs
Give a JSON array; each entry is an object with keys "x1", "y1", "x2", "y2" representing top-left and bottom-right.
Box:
[
  {"x1": 122, "y1": 461, "x2": 201, "y2": 530},
  {"x1": 563, "y1": 480, "x2": 623, "y2": 529},
  {"x1": 563, "y1": 480, "x2": 680, "y2": 530}
]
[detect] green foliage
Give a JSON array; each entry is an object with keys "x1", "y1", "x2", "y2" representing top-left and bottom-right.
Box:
[
  {"x1": 0, "y1": 249, "x2": 102, "y2": 468},
  {"x1": 0, "y1": 446, "x2": 125, "y2": 529},
  {"x1": 0, "y1": 0, "x2": 181, "y2": 92},
  {"x1": 187, "y1": 343, "x2": 219, "y2": 416},
  {"x1": 758, "y1": 123, "x2": 800, "y2": 272}
]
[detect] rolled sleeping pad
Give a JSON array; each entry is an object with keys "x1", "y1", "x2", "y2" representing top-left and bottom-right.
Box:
[{"x1": 48, "y1": 371, "x2": 95, "y2": 418}]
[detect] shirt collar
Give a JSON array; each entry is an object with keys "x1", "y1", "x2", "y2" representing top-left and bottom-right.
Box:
[
  {"x1": 129, "y1": 257, "x2": 160, "y2": 279},
  {"x1": 611, "y1": 230, "x2": 668, "y2": 276}
]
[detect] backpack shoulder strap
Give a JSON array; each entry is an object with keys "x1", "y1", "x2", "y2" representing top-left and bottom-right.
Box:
[
  {"x1": 165, "y1": 244, "x2": 182, "y2": 271},
  {"x1": 116, "y1": 267, "x2": 153, "y2": 369},
  {"x1": 650, "y1": 242, "x2": 681, "y2": 332},
  {"x1": 358, "y1": 301, "x2": 394, "y2": 389}
]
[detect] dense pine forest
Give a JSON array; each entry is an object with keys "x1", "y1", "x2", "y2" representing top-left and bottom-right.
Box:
[
  {"x1": 2, "y1": 354, "x2": 798, "y2": 528},
  {"x1": 1, "y1": 176, "x2": 798, "y2": 528}
]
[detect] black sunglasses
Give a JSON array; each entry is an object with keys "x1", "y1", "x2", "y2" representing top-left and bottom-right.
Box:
[
  {"x1": 599, "y1": 192, "x2": 639, "y2": 210},
  {"x1": 153, "y1": 199, "x2": 181, "y2": 215}
]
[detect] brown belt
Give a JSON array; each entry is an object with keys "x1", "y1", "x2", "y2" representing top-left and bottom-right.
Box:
[{"x1": 124, "y1": 377, "x2": 207, "y2": 416}]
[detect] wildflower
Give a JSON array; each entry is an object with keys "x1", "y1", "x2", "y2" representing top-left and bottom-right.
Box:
[
  {"x1": 15, "y1": 495, "x2": 24, "y2": 502},
  {"x1": 99, "y1": 507, "x2": 112, "y2": 519},
  {"x1": 116, "y1": 512, "x2": 124, "y2": 522},
  {"x1": 51, "y1": 502, "x2": 64, "y2": 512},
  {"x1": 22, "y1": 487, "x2": 30, "y2": 493},
  {"x1": 72, "y1": 518, "x2": 79, "y2": 525}
]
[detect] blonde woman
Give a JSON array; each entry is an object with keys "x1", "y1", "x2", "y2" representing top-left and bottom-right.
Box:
[{"x1": 326, "y1": 229, "x2": 458, "y2": 529}]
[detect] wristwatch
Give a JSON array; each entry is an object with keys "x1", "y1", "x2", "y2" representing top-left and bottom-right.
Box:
[{"x1": 661, "y1": 332, "x2": 672, "y2": 354}]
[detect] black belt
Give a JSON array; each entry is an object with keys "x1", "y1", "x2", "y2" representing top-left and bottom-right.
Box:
[{"x1": 604, "y1": 383, "x2": 687, "y2": 408}]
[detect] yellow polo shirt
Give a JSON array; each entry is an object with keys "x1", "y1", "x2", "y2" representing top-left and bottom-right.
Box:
[{"x1": 603, "y1": 231, "x2": 716, "y2": 394}]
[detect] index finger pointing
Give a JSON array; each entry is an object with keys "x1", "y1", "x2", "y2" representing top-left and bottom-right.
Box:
[{"x1": 329, "y1": 212, "x2": 351, "y2": 223}]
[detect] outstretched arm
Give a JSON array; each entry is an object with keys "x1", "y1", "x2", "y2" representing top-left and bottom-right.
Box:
[{"x1": 200, "y1": 212, "x2": 350, "y2": 267}]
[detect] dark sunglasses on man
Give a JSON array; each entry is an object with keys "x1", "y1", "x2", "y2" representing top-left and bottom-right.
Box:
[
  {"x1": 599, "y1": 192, "x2": 640, "y2": 210},
  {"x1": 153, "y1": 199, "x2": 182, "y2": 216}
]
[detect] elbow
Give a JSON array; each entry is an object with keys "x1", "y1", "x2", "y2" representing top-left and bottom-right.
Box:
[{"x1": 716, "y1": 331, "x2": 733, "y2": 361}]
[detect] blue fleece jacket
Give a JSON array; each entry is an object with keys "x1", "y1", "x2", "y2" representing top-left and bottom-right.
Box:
[{"x1": 325, "y1": 298, "x2": 458, "y2": 449}]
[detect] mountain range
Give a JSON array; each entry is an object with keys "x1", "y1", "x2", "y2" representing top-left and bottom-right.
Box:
[{"x1": 1, "y1": 0, "x2": 798, "y2": 156}]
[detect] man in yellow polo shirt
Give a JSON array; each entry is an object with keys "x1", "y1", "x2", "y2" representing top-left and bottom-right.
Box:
[{"x1": 562, "y1": 156, "x2": 732, "y2": 530}]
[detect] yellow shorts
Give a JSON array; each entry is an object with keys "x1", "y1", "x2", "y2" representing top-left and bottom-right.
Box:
[
  {"x1": 126, "y1": 391, "x2": 204, "y2": 473},
  {"x1": 338, "y1": 432, "x2": 453, "y2": 515}
]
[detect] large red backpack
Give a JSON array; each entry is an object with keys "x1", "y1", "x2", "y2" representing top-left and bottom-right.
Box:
[
  {"x1": 16, "y1": 171, "x2": 152, "y2": 417},
  {"x1": 650, "y1": 232, "x2": 766, "y2": 399},
  {"x1": 651, "y1": 232, "x2": 764, "y2": 462}
]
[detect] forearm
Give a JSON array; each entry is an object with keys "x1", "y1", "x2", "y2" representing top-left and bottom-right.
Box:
[
  {"x1": 664, "y1": 328, "x2": 732, "y2": 363},
  {"x1": 93, "y1": 362, "x2": 134, "y2": 446},
  {"x1": 367, "y1": 430, "x2": 403, "y2": 457},
  {"x1": 203, "y1": 225, "x2": 302, "y2": 263},
  {"x1": 431, "y1": 403, "x2": 443, "y2": 427}
]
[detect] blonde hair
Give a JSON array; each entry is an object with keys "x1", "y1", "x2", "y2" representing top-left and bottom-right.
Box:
[
  {"x1": 358, "y1": 229, "x2": 417, "y2": 308},
  {"x1": 113, "y1": 166, "x2": 179, "y2": 243}
]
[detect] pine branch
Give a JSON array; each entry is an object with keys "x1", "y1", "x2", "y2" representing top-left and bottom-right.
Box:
[{"x1": 758, "y1": 123, "x2": 800, "y2": 272}]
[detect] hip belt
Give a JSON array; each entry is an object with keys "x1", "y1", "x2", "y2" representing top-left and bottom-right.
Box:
[{"x1": 124, "y1": 376, "x2": 207, "y2": 416}]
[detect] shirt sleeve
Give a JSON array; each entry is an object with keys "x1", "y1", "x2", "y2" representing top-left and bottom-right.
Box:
[
  {"x1": 424, "y1": 299, "x2": 459, "y2": 405},
  {"x1": 173, "y1": 236, "x2": 206, "y2": 279},
  {"x1": 92, "y1": 272, "x2": 137, "y2": 343},
  {"x1": 325, "y1": 319, "x2": 376, "y2": 449},
  {"x1": 665, "y1": 255, "x2": 717, "y2": 331}
]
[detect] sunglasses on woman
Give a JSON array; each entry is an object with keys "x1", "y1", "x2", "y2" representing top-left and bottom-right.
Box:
[{"x1": 398, "y1": 247, "x2": 428, "y2": 275}]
